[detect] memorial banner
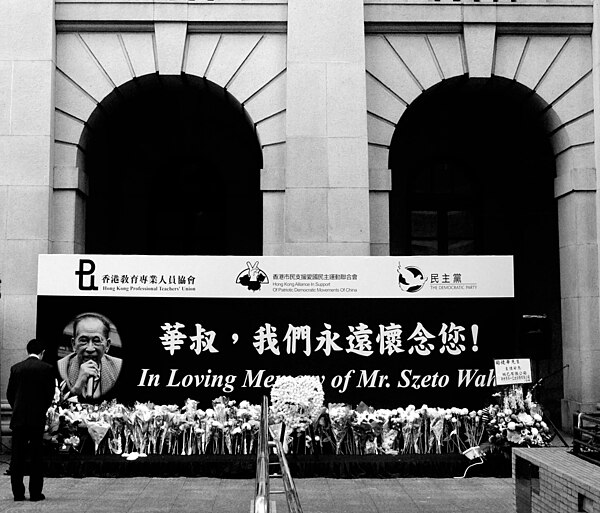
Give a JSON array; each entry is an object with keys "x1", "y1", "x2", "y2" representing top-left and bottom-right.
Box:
[{"x1": 37, "y1": 255, "x2": 515, "y2": 407}]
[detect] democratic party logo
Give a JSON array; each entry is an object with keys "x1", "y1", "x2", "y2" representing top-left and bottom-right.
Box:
[
  {"x1": 236, "y1": 261, "x2": 269, "y2": 291},
  {"x1": 397, "y1": 263, "x2": 428, "y2": 293}
]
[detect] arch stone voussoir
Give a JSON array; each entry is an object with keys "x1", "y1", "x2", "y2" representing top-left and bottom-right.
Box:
[{"x1": 365, "y1": 31, "x2": 594, "y2": 173}]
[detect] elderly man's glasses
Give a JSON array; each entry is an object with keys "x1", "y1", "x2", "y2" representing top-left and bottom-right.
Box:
[{"x1": 74, "y1": 336, "x2": 106, "y2": 348}]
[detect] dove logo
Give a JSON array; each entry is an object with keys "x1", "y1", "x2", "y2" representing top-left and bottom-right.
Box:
[
  {"x1": 397, "y1": 264, "x2": 428, "y2": 293},
  {"x1": 236, "y1": 261, "x2": 269, "y2": 291}
]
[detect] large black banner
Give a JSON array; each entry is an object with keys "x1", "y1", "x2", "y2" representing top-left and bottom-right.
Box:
[{"x1": 37, "y1": 255, "x2": 516, "y2": 408}]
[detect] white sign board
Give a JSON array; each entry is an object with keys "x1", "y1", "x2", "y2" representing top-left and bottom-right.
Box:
[
  {"x1": 38, "y1": 255, "x2": 514, "y2": 299},
  {"x1": 494, "y1": 358, "x2": 532, "y2": 385}
]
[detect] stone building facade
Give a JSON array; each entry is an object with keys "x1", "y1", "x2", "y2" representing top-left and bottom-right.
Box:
[{"x1": 1, "y1": 0, "x2": 598, "y2": 428}]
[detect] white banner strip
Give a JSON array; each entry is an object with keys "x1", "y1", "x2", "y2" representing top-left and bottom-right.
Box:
[{"x1": 37, "y1": 255, "x2": 514, "y2": 298}]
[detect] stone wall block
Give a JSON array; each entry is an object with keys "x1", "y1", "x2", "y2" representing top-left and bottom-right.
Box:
[
  {"x1": 368, "y1": 145, "x2": 390, "y2": 172},
  {"x1": 516, "y1": 36, "x2": 569, "y2": 91},
  {"x1": 366, "y1": 73, "x2": 406, "y2": 126},
  {"x1": 227, "y1": 34, "x2": 287, "y2": 104},
  {"x1": 370, "y1": 191, "x2": 390, "y2": 244},
  {"x1": 155, "y1": 22, "x2": 187, "y2": 75},
  {"x1": 288, "y1": 0, "x2": 364, "y2": 63},
  {"x1": 577, "y1": 242, "x2": 599, "y2": 298},
  {"x1": 263, "y1": 243, "x2": 284, "y2": 256},
  {"x1": 0, "y1": 62, "x2": 12, "y2": 135},
  {"x1": 325, "y1": 243, "x2": 371, "y2": 256},
  {"x1": 262, "y1": 144, "x2": 286, "y2": 173},
  {"x1": 56, "y1": 33, "x2": 114, "y2": 103},
  {"x1": 55, "y1": 111, "x2": 84, "y2": 146},
  {"x1": 494, "y1": 35, "x2": 528, "y2": 80},
  {"x1": 3, "y1": 240, "x2": 50, "y2": 295},
  {"x1": 427, "y1": 34, "x2": 464, "y2": 80},
  {"x1": 386, "y1": 35, "x2": 441, "y2": 90},
  {"x1": 463, "y1": 24, "x2": 495, "y2": 78},
  {"x1": 243, "y1": 73, "x2": 287, "y2": 125},
  {"x1": 546, "y1": 73, "x2": 594, "y2": 132},
  {"x1": 327, "y1": 63, "x2": 368, "y2": 138},
  {"x1": 370, "y1": 243, "x2": 390, "y2": 256},
  {"x1": 558, "y1": 244, "x2": 578, "y2": 299},
  {"x1": 184, "y1": 34, "x2": 221, "y2": 78},
  {"x1": 204, "y1": 34, "x2": 262, "y2": 89},
  {"x1": 80, "y1": 33, "x2": 134, "y2": 87},
  {"x1": 256, "y1": 111, "x2": 286, "y2": 147},
  {"x1": 286, "y1": 137, "x2": 328, "y2": 188},
  {"x1": 283, "y1": 242, "x2": 333, "y2": 256},
  {"x1": 285, "y1": 188, "x2": 328, "y2": 243},
  {"x1": 578, "y1": 349, "x2": 600, "y2": 403},
  {"x1": 367, "y1": 115, "x2": 395, "y2": 148},
  {"x1": 560, "y1": 296, "x2": 579, "y2": 352},
  {"x1": 575, "y1": 188, "x2": 597, "y2": 244},
  {"x1": 54, "y1": 142, "x2": 79, "y2": 170},
  {"x1": 536, "y1": 36, "x2": 592, "y2": 106},
  {"x1": 286, "y1": 63, "x2": 327, "y2": 137},
  {"x1": 366, "y1": 36, "x2": 422, "y2": 105},
  {"x1": 551, "y1": 115, "x2": 594, "y2": 156},
  {"x1": 263, "y1": 191, "x2": 284, "y2": 244},
  {"x1": 1, "y1": 136, "x2": 52, "y2": 186},
  {"x1": 51, "y1": 190, "x2": 76, "y2": 243},
  {"x1": 577, "y1": 296, "x2": 600, "y2": 353},
  {"x1": 328, "y1": 138, "x2": 369, "y2": 189},
  {"x1": 328, "y1": 188, "x2": 369, "y2": 243},
  {"x1": 0, "y1": 0, "x2": 54, "y2": 61},
  {"x1": 11, "y1": 61, "x2": 54, "y2": 136},
  {"x1": 0, "y1": 186, "x2": 7, "y2": 241},
  {"x1": 55, "y1": 72, "x2": 98, "y2": 124},
  {"x1": 6, "y1": 186, "x2": 50, "y2": 240},
  {"x1": 120, "y1": 33, "x2": 157, "y2": 78},
  {"x1": 555, "y1": 145, "x2": 595, "y2": 178}
]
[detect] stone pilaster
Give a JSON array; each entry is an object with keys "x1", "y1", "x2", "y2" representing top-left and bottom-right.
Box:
[
  {"x1": 0, "y1": 0, "x2": 55, "y2": 400},
  {"x1": 285, "y1": 0, "x2": 370, "y2": 255}
]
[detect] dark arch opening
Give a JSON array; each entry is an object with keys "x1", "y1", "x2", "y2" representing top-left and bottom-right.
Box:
[
  {"x1": 389, "y1": 76, "x2": 562, "y2": 418},
  {"x1": 81, "y1": 73, "x2": 263, "y2": 256}
]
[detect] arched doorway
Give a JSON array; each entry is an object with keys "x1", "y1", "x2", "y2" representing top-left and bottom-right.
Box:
[
  {"x1": 80, "y1": 74, "x2": 263, "y2": 256},
  {"x1": 389, "y1": 76, "x2": 562, "y2": 419}
]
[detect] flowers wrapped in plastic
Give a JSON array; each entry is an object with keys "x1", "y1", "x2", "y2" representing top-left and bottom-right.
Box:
[{"x1": 42, "y1": 381, "x2": 554, "y2": 458}]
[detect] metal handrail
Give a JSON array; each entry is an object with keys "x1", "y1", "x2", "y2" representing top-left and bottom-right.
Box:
[
  {"x1": 253, "y1": 395, "x2": 304, "y2": 513},
  {"x1": 572, "y1": 412, "x2": 600, "y2": 467},
  {"x1": 269, "y1": 438, "x2": 303, "y2": 513},
  {"x1": 254, "y1": 395, "x2": 271, "y2": 513}
]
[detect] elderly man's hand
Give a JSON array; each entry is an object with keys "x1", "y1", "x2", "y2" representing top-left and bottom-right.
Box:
[{"x1": 73, "y1": 360, "x2": 100, "y2": 394}]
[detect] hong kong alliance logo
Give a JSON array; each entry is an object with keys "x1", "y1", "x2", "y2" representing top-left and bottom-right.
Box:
[
  {"x1": 236, "y1": 261, "x2": 269, "y2": 291},
  {"x1": 397, "y1": 263, "x2": 428, "y2": 293}
]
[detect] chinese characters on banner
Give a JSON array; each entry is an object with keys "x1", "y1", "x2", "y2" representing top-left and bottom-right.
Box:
[{"x1": 36, "y1": 255, "x2": 516, "y2": 407}]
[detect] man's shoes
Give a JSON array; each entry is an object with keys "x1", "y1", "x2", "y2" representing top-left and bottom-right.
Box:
[
  {"x1": 13, "y1": 496, "x2": 25, "y2": 502},
  {"x1": 30, "y1": 494, "x2": 45, "y2": 502}
]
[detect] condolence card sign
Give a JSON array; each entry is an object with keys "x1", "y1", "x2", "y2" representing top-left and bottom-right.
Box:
[
  {"x1": 494, "y1": 358, "x2": 533, "y2": 386},
  {"x1": 37, "y1": 255, "x2": 515, "y2": 407}
]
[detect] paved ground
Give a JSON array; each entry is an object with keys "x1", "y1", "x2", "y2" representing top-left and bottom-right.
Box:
[{"x1": 0, "y1": 473, "x2": 514, "y2": 513}]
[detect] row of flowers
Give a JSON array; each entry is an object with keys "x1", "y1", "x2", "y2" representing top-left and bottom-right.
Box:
[{"x1": 44, "y1": 377, "x2": 553, "y2": 458}]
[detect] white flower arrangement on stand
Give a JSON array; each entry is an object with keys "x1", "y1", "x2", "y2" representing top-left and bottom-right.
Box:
[{"x1": 269, "y1": 375, "x2": 325, "y2": 452}]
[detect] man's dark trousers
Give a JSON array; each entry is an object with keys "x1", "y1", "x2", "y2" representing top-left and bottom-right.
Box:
[{"x1": 10, "y1": 427, "x2": 45, "y2": 498}]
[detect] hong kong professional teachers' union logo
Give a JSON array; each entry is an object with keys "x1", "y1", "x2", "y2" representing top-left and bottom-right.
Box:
[
  {"x1": 397, "y1": 263, "x2": 428, "y2": 293},
  {"x1": 236, "y1": 261, "x2": 269, "y2": 291}
]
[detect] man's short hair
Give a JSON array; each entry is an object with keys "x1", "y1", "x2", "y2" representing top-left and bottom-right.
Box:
[
  {"x1": 72, "y1": 312, "x2": 111, "y2": 339},
  {"x1": 26, "y1": 339, "x2": 44, "y2": 355}
]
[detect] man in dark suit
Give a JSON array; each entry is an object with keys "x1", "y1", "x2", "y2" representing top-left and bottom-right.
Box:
[{"x1": 7, "y1": 339, "x2": 56, "y2": 502}]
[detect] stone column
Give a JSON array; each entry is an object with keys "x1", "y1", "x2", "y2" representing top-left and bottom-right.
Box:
[
  {"x1": 556, "y1": 181, "x2": 600, "y2": 428},
  {"x1": 285, "y1": 0, "x2": 370, "y2": 255},
  {"x1": 0, "y1": 0, "x2": 55, "y2": 400}
]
